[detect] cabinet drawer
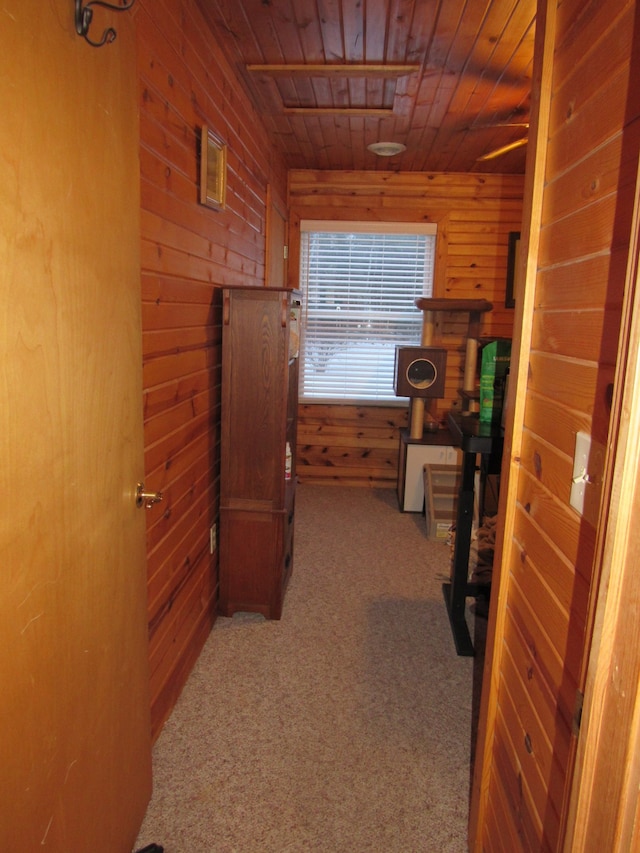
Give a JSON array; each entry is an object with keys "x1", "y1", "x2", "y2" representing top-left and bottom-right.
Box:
[{"x1": 219, "y1": 505, "x2": 294, "y2": 620}]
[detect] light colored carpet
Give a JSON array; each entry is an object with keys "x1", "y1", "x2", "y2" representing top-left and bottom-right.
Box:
[{"x1": 135, "y1": 485, "x2": 477, "y2": 852}]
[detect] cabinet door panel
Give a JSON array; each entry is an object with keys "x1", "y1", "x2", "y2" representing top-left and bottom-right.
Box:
[
  {"x1": 219, "y1": 509, "x2": 284, "y2": 618},
  {"x1": 220, "y1": 287, "x2": 299, "y2": 620},
  {"x1": 222, "y1": 290, "x2": 287, "y2": 505}
]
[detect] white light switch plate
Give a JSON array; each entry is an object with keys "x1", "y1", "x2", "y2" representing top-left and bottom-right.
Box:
[
  {"x1": 570, "y1": 431, "x2": 605, "y2": 522},
  {"x1": 570, "y1": 431, "x2": 591, "y2": 515}
]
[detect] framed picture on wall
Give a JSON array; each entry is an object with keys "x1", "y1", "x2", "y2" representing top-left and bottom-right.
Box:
[
  {"x1": 199, "y1": 125, "x2": 227, "y2": 210},
  {"x1": 505, "y1": 231, "x2": 521, "y2": 308}
]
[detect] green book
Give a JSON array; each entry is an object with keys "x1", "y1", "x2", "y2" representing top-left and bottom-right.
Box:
[{"x1": 479, "y1": 339, "x2": 511, "y2": 424}]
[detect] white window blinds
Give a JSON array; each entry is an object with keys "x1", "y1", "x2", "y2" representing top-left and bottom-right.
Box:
[{"x1": 299, "y1": 221, "x2": 436, "y2": 403}]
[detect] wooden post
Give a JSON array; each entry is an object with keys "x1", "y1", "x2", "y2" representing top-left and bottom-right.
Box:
[
  {"x1": 421, "y1": 309, "x2": 435, "y2": 346},
  {"x1": 463, "y1": 336, "x2": 478, "y2": 394},
  {"x1": 409, "y1": 398, "x2": 425, "y2": 438},
  {"x1": 409, "y1": 308, "x2": 436, "y2": 438}
]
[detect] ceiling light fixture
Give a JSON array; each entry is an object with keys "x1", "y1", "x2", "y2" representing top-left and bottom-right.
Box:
[{"x1": 367, "y1": 141, "x2": 407, "y2": 157}]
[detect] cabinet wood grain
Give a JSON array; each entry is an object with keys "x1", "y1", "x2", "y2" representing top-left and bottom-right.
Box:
[{"x1": 219, "y1": 286, "x2": 300, "y2": 619}]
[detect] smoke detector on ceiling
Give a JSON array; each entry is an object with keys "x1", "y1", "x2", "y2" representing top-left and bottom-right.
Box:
[{"x1": 367, "y1": 141, "x2": 407, "y2": 157}]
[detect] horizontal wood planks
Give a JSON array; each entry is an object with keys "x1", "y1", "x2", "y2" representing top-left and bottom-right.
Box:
[
  {"x1": 477, "y1": 0, "x2": 636, "y2": 848},
  {"x1": 289, "y1": 169, "x2": 521, "y2": 487},
  {"x1": 297, "y1": 404, "x2": 408, "y2": 487},
  {"x1": 137, "y1": 0, "x2": 288, "y2": 739}
]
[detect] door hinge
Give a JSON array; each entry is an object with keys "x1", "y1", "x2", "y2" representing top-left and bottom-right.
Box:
[
  {"x1": 283, "y1": 245, "x2": 288, "y2": 259},
  {"x1": 572, "y1": 689, "x2": 584, "y2": 736}
]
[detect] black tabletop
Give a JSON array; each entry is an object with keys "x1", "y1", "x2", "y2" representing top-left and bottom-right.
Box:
[{"x1": 447, "y1": 411, "x2": 503, "y2": 454}]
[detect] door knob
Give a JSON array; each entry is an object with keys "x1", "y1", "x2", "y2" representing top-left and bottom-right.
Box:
[{"x1": 136, "y1": 482, "x2": 164, "y2": 509}]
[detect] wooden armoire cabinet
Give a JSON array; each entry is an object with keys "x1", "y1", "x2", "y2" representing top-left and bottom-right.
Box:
[{"x1": 219, "y1": 285, "x2": 301, "y2": 619}]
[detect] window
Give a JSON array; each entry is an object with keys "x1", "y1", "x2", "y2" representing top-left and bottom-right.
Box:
[{"x1": 299, "y1": 221, "x2": 436, "y2": 403}]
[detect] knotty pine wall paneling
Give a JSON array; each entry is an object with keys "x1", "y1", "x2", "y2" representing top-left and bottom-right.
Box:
[
  {"x1": 471, "y1": 0, "x2": 638, "y2": 848},
  {"x1": 288, "y1": 170, "x2": 523, "y2": 487},
  {"x1": 296, "y1": 404, "x2": 409, "y2": 488},
  {"x1": 136, "y1": 0, "x2": 288, "y2": 738}
]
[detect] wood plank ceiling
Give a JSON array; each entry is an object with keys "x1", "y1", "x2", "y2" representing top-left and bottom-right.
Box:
[{"x1": 196, "y1": 0, "x2": 536, "y2": 174}]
